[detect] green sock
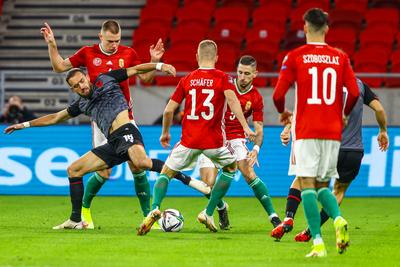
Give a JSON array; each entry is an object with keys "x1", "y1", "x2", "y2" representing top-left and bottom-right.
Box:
[
  {"x1": 204, "y1": 193, "x2": 225, "y2": 209},
  {"x1": 205, "y1": 171, "x2": 235, "y2": 216},
  {"x1": 151, "y1": 174, "x2": 171, "y2": 210},
  {"x1": 301, "y1": 188, "x2": 321, "y2": 239},
  {"x1": 133, "y1": 171, "x2": 151, "y2": 217},
  {"x1": 82, "y1": 172, "x2": 106, "y2": 208},
  {"x1": 317, "y1": 187, "x2": 341, "y2": 220},
  {"x1": 249, "y1": 177, "x2": 276, "y2": 216}
]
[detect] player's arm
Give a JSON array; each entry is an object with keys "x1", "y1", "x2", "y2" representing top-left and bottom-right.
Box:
[
  {"x1": 272, "y1": 54, "x2": 294, "y2": 125},
  {"x1": 4, "y1": 109, "x2": 72, "y2": 134},
  {"x1": 247, "y1": 121, "x2": 263, "y2": 167},
  {"x1": 137, "y1": 38, "x2": 165, "y2": 83},
  {"x1": 342, "y1": 57, "x2": 360, "y2": 116},
  {"x1": 105, "y1": 63, "x2": 175, "y2": 83},
  {"x1": 40, "y1": 23, "x2": 73, "y2": 73},
  {"x1": 363, "y1": 83, "x2": 389, "y2": 151},
  {"x1": 224, "y1": 90, "x2": 255, "y2": 141},
  {"x1": 160, "y1": 99, "x2": 180, "y2": 148}
]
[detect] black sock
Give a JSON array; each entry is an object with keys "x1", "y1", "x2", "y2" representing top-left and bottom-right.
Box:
[
  {"x1": 69, "y1": 177, "x2": 83, "y2": 222},
  {"x1": 150, "y1": 158, "x2": 191, "y2": 185},
  {"x1": 320, "y1": 209, "x2": 330, "y2": 226},
  {"x1": 286, "y1": 188, "x2": 302, "y2": 219}
]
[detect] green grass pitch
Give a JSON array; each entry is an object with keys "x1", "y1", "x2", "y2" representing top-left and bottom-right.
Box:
[{"x1": 0, "y1": 196, "x2": 399, "y2": 267}]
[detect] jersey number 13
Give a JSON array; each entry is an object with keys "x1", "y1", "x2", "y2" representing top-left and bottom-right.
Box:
[{"x1": 187, "y1": 89, "x2": 214, "y2": 120}]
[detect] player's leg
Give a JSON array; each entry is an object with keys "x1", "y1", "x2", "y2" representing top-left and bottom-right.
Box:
[
  {"x1": 127, "y1": 160, "x2": 151, "y2": 217},
  {"x1": 150, "y1": 158, "x2": 210, "y2": 194},
  {"x1": 53, "y1": 151, "x2": 109, "y2": 230},
  {"x1": 198, "y1": 154, "x2": 229, "y2": 229},
  {"x1": 238, "y1": 159, "x2": 281, "y2": 228}
]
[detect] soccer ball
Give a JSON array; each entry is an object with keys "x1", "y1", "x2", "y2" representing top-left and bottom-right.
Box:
[{"x1": 158, "y1": 209, "x2": 184, "y2": 232}]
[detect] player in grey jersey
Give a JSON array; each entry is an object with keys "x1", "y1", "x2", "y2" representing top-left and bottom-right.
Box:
[
  {"x1": 271, "y1": 79, "x2": 389, "y2": 241},
  {"x1": 3, "y1": 63, "x2": 179, "y2": 229}
]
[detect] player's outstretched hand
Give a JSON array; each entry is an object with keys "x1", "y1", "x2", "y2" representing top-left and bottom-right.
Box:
[
  {"x1": 342, "y1": 115, "x2": 349, "y2": 128},
  {"x1": 377, "y1": 130, "x2": 389, "y2": 151},
  {"x1": 247, "y1": 150, "x2": 259, "y2": 168},
  {"x1": 4, "y1": 123, "x2": 24, "y2": 134},
  {"x1": 160, "y1": 133, "x2": 171, "y2": 148},
  {"x1": 150, "y1": 38, "x2": 165, "y2": 61},
  {"x1": 279, "y1": 109, "x2": 292, "y2": 125},
  {"x1": 40, "y1": 22, "x2": 56, "y2": 44},
  {"x1": 161, "y1": 64, "x2": 176, "y2": 77},
  {"x1": 244, "y1": 127, "x2": 256, "y2": 142},
  {"x1": 280, "y1": 123, "x2": 291, "y2": 146}
]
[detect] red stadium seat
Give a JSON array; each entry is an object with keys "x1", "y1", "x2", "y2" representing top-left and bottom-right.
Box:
[
  {"x1": 208, "y1": 25, "x2": 244, "y2": 49},
  {"x1": 176, "y1": 4, "x2": 213, "y2": 27},
  {"x1": 326, "y1": 27, "x2": 357, "y2": 57},
  {"x1": 270, "y1": 50, "x2": 289, "y2": 87},
  {"x1": 284, "y1": 29, "x2": 306, "y2": 50},
  {"x1": 139, "y1": 5, "x2": 176, "y2": 26},
  {"x1": 386, "y1": 50, "x2": 400, "y2": 87},
  {"x1": 146, "y1": 0, "x2": 180, "y2": 8},
  {"x1": 258, "y1": 0, "x2": 292, "y2": 8},
  {"x1": 359, "y1": 28, "x2": 396, "y2": 52},
  {"x1": 156, "y1": 60, "x2": 195, "y2": 86},
  {"x1": 354, "y1": 49, "x2": 390, "y2": 87},
  {"x1": 252, "y1": 5, "x2": 290, "y2": 28},
  {"x1": 245, "y1": 27, "x2": 282, "y2": 54},
  {"x1": 184, "y1": 0, "x2": 217, "y2": 8},
  {"x1": 220, "y1": 0, "x2": 255, "y2": 8},
  {"x1": 169, "y1": 25, "x2": 208, "y2": 49},
  {"x1": 334, "y1": 0, "x2": 368, "y2": 15},
  {"x1": 241, "y1": 49, "x2": 275, "y2": 86},
  {"x1": 296, "y1": 0, "x2": 331, "y2": 11},
  {"x1": 365, "y1": 8, "x2": 400, "y2": 33},
  {"x1": 330, "y1": 9, "x2": 363, "y2": 32},
  {"x1": 213, "y1": 7, "x2": 250, "y2": 29},
  {"x1": 370, "y1": 0, "x2": 400, "y2": 7}
]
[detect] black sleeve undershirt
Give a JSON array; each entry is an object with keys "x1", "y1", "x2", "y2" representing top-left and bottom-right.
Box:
[
  {"x1": 104, "y1": 68, "x2": 128, "y2": 83},
  {"x1": 363, "y1": 82, "x2": 378, "y2": 106}
]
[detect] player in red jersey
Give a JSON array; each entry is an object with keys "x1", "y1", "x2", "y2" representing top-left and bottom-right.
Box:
[
  {"x1": 137, "y1": 40, "x2": 256, "y2": 235},
  {"x1": 40, "y1": 20, "x2": 208, "y2": 229},
  {"x1": 272, "y1": 8, "x2": 359, "y2": 257},
  {"x1": 197, "y1": 55, "x2": 281, "y2": 232}
]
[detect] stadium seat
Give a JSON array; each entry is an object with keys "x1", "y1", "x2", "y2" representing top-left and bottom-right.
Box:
[
  {"x1": 155, "y1": 60, "x2": 195, "y2": 86},
  {"x1": 252, "y1": 5, "x2": 290, "y2": 28},
  {"x1": 364, "y1": 8, "x2": 400, "y2": 34},
  {"x1": 326, "y1": 27, "x2": 357, "y2": 57},
  {"x1": 334, "y1": 0, "x2": 368, "y2": 15},
  {"x1": 385, "y1": 50, "x2": 400, "y2": 87},
  {"x1": 183, "y1": 0, "x2": 217, "y2": 8},
  {"x1": 296, "y1": 0, "x2": 331, "y2": 11},
  {"x1": 146, "y1": 0, "x2": 180, "y2": 8},
  {"x1": 359, "y1": 28, "x2": 396, "y2": 52},
  {"x1": 213, "y1": 7, "x2": 250, "y2": 29},
  {"x1": 354, "y1": 48, "x2": 390, "y2": 87},
  {"x1": 270, "y1": 50, "x2": 289, "y2": 86},
  {"x1": 208, "y1": 25, "x2": 245, "y2": 50},
  {"x1": 169, "y1": 25, "x2": 208, "y2": 49},
  {"x1": 176, "y1": 4, "x2": 213, "y2": 27},
  {"x1": 284, "y1": 29, "x2": 306, "y2": 50},
  {"x1": 330, "y1": 9, "x2": 363, "y2": 32},
  {"x1": 245, "y1": 27, "x2": 282, "y2": 55},
  {"x1": 258, "y1": 0, "x2": 292, "y2": 8},
  {"x1": 220, "y1": 0, "x2": 255, "y2": 8},
  {"x1": 370, "y1": 0, "x2": 400, "y2": 8},
  {"x1": 139, "y1": 5, "x2": 176, "y2": 26}
]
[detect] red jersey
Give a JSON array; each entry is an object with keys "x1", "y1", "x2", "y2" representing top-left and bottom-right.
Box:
[
  {"x1": 224, "y1": 79, "x2": 264, "y2": 140},
  {"x1": 273, "y1": 43, "x2": 359, "y2": 141},
  {"x1": 68, "y1": 44, "x2": 141, "y2": 119},
  {"x1": 171, "y1": 68, "x2": 235, "y2": 149}
]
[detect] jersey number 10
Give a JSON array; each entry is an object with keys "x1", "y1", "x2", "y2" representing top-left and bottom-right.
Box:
[
  {"x1": 187, "y1": 89, "x2": 215, "y2": 120},
  {"x1": 307, "y1": 67, "x2": 337, "y2": 105}
]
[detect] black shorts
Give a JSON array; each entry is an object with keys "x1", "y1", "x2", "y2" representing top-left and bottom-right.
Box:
[
  {"x1": 336, "y1": 150, "x2": 364, "y2": 184},
  {"x1": 91, "y1": 123, "x2": 144, "y2": 168}
]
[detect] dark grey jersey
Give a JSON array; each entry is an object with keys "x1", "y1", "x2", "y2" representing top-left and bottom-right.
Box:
[
  {"x1": 341, "y1": 79, "x2": 378, "y2": 151},
  {"x1": 67, "y1": 69, "x2": 129, "y2": 138}
]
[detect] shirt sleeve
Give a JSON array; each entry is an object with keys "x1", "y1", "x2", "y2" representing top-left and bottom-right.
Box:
[
  {"x1": 342, "y1": 55, "x2": 360, "y2": 115},
  {"x1": 273, "y1": 53, "x2": 295, "y2": 113},
  {"x1": 170, "y1": 77, "x2": 186, "y2": 104},
  {"x1": 66, "y1": 98, "x2": 82, "y2": 117},
  {"x1": 68, "y1": 46, "x2": 87, "y2": 68},
  {"x1": 104, "y1": 69, "x2": 128, "y2": 83},
  {"x1": 252, "y1": 93, "x2": 264, "y2": 122},
  {"x1": 223, "y1": 74, "x2": 236, "y2": 91},
  {"x1": 363, "y1": 82, "x2": 378, "y2": 105}
]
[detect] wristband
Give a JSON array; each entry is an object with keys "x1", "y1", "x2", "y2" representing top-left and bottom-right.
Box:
[
  {"x1": 22, "y1": 122, "x2": 30, "y2": 128},
  {"x1": 156, "y1": 62, "x2": 164, "y2": 71},
  {"x1": 253, "y1": 145, "x2": 260, "y2": 153}
]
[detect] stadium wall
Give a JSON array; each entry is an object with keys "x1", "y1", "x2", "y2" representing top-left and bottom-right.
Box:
[{"x1": 1, "y1": 125, "x2": 399, "y2": 197}]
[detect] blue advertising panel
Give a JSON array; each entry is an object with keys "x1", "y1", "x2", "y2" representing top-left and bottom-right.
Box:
[{"x1": 0, "y1": 125, "x2": 399, "y2": 196}]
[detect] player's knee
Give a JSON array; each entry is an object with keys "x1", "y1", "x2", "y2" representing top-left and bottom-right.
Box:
[
  {"x1": 223, "y1": 161, "x2": 237, "y2": 173},
  {"x1": 97, "y1": 169, "x2": 111, "y2": 179},
  {"x1": 67, "y1": 164, "x2": 83, "y2": 177},
  {"x1": 135, "y1": 157, "x2": 152, "y2": 170}
]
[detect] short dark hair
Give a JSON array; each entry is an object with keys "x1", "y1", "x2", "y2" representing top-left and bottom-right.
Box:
[
  {"x1": 303, "y1": 8, "x2": 329, "y2": 32},
  {"x1": 238, "y1": 55, "x2": 257, "y2": 68},
  {"x1": 101, "y1": 20, "x2": 121, "y2": 34},
  {"x1": 66, "y1": 68, "x2": 86, "y2": 85}
]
